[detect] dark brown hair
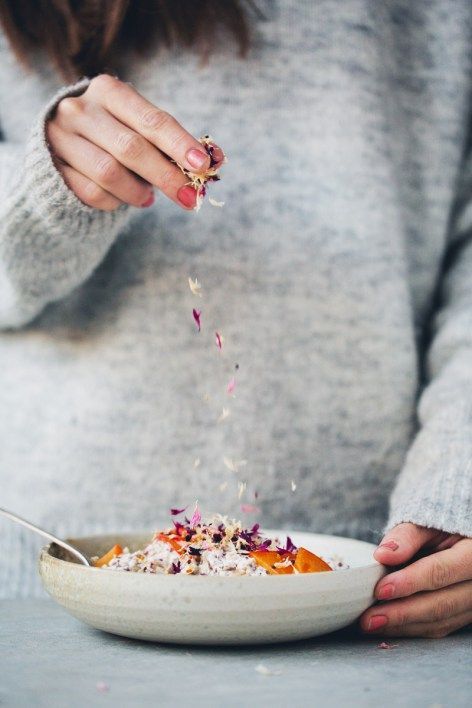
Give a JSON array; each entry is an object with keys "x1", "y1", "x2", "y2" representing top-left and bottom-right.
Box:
[{"x1": 0, "y1": 0, "x2": 255, "y2": 80}]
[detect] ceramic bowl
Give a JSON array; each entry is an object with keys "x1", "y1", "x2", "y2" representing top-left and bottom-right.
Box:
[{"x1": 39, "y1": 530, "x2": 385, "y2": 645}]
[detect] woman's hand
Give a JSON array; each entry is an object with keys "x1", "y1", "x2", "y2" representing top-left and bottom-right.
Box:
[
  {"x1": 47, "y1": 74, "x2": 224, "y2": 211},
  {"x1": 360, "y1": 523, "x2": 472, "y2": 638}
]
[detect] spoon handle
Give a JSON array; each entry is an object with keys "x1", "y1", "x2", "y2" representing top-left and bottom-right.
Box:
[{"x1": 0, "y1": 507, "x2": 90, "y2": 566}]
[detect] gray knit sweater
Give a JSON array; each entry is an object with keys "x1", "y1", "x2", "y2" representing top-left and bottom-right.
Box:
[{"x1": 1, "y1": 0, "x2": 471, "y2": 597}]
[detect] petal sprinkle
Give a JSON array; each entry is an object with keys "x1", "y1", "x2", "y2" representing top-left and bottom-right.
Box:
[
  {"x1": 192, "y1": 308, "x2": 202, "y2": 331},
  {"x1": 188, "y1": 277, "x2": 202, "y2": 297}
]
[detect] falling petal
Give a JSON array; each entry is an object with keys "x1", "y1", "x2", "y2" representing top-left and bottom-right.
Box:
[
  {"x1": 215, "y1": 331, "x2": 223, "y2": 350},
  {"x1": 96, "y1": 682, "x2": 109, "y2": 693},
  {"x1": 227, "y1": 377, "x2": 236, "y2": 395},
  {"x1": 219, "y1": 481, "x2": 228, "y2": 491},
  {"x1": 255, "y1": 664, "x2": 282, "y2": 677},
  {"x1": 241, "y1": 504, "x2": 261, "y2": 514},
  {"x1": 238, "y1": 481, "x2": 247, "y2": 499},
  {"x1": 203, "y1": 393, "x2": 211, "y2": 403},
  {"x1": 192, "y1": 309, "x2": 201, "y2": 331},
  {"x1": 209, "y1": 197, "x2": 225, "y2": 208},
  {"x1": 194, "y1": 458, "x2": 201, "y2": 468},
  {"x1": 291, "y1": 480, "x2": 297, "y2": 492},
  {"x1": 170, "y1": 507, "x2": 187, "y2": 516},
  {"x1": 218, "y1": 408, "x2": 230, "y2": 423},
  {"x1": 223, "y1": 457, "x2": 237, "y2": 472},
  {"x1": 223, "y1": 457, "x2": 247, "y2": 473},
  {"x1": 188, "y1": 277, "x2": 202, "y2": 297},
  {"x1": 189, "y1": 501, "x2": 201, "y2": 528}
]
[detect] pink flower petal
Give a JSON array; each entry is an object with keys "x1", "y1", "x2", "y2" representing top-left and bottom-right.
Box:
[
  {"x1": 227, "y1": 377, "x2": 236, "y2": 395},
  {"x1": 189, "y1": 502, "x2": 202, "y2": 528},
  {"x1": 192, "y1": 308, "x2": 201, "y2": 331},
  {"x1": 215, "y1": 331, "x2": 223, "y2": 350},
  {"x1": 241, "y1": 504, "x2": 261, "y2": 514}
]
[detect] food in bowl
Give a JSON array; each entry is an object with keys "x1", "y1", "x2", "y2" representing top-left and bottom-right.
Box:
[{"x1": 92, "y1": 510, "x2": 348, "y2": 576}]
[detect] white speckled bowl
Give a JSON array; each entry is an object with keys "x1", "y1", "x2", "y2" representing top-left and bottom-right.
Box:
[{"x1": 39, "y1": 530, "x2": 385, "y2": 645}]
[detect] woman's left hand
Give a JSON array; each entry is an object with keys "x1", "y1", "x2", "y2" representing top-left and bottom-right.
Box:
[{"x1": 360, "y1": 523, "x2": 472, "y2": 638}]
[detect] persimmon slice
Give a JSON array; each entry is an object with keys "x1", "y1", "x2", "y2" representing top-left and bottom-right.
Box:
[
  {"x1": 156, "y1": 533, "x2": 183, "y2": 554},
  {"x1": 93, "y1": 544, "x2": 123, "y2": 567},
  {"x1": 294, "y1": 547, "x2": 332, "y2": 573},
  {"x1": 250, "y1": 550, "x2": 295, "y2": 575}
]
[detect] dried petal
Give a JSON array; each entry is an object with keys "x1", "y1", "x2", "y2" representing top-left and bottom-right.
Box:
[
  {"x1": 209, "y1": 197, "x2": 225, "y2": 208},
  {"x1": 170, "y1": 507, "x2": 187, "y2": 516},
  {"x1": 238, "y1": 481, "x2": 247, "y2": 499},
  {"x1": 223, "y1": 457, "x2": 247, "y2": 473},
  {"x1": 377, "y1": 642, "x2": 399, "y2": 650},
  {"x1": 241, "y1": 504, "x2": 261, "y2": 514},
  {"x1": 188, "y1": 277, "x2": 202, "y2": 297},
  {"x1": 227, "y1": 377, "x2": 236, "y2": 395},
  {"x1": 218, "y1": 408, "x2": 230, "y2": 423},
  {"x1": 174, "y1": 135, "x2": 226, "y2": 212},
  {"x1": 189, "y1": 502, "x2": 201, "y2": 528},
  {"x1": 276, "y1": 536, "x2": 298, "y2": 554},
  {"x1": 192, "y1": 309, "x2": 201, "y2": 331},
  {"x1": 215, "y1": 331, "x2": 223, "y2": 350}
]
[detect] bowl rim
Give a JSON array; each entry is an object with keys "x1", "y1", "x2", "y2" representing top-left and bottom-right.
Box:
[{"x1": 39, "y1": 529, "x2": 384, "y2": 581}]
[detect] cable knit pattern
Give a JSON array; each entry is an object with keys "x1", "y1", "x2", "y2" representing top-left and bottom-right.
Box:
[{"x1": 0, "y1": 0, "x2": 471, "y2": 597}]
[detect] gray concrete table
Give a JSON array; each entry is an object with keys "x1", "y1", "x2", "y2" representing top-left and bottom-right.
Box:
[{"x1": 0, "y1": 599, "x2": 470, "y2": 708}]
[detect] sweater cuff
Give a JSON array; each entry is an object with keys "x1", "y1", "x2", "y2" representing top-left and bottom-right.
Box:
[{"x1": 386, "y1": 412, "x2": 472, "y2": 537}]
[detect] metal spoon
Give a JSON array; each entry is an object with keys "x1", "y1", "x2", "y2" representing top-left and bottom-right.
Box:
[{"x1": 0, "y1": 507, "x2": 90, "y2": 566}]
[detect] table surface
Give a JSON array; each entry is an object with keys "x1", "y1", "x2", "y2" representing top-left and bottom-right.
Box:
[{"x1": 0, "y1": 599, "x2": 470, "y2": 708}]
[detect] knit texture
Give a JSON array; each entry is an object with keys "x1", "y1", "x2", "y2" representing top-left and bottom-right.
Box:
[{"x1": 0, "y1": 0, "x2": 471, "y2": 596}]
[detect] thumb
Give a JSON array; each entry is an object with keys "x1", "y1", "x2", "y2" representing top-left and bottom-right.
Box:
[{"x1": 373, "y1": 522, "x2": 437, "y2": 565}]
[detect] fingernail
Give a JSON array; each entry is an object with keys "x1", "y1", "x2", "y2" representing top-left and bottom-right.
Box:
[
  {"x1": 377, "y1": 583, "x2": 395, "y2": 600},
  {"x1": 378, "y1": 540, "x2": 399, "y2": 551},
  {"x1": 186, "y1": 148, "x2": 208, "y2": 170},
  {"x1": 367, "y1": 615, "x2": 388, "y2": 631},
  {"x1": 141, "y1": 193, "x2": 155, "y2": 208},
  {"x1": 178, "y1": 185, "x2": 197, "y2": 208}
]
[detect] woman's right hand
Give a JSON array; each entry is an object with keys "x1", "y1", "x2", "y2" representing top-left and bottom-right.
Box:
[{"x1": 47, "y1": 74, "x2": 224, "y2": 212}]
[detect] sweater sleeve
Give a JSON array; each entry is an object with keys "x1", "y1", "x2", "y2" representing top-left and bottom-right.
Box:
[
  {"x1": 0, "y1": 79, "x2": 132, "y2": 329},
  {"x1": 387, "y1": 162, "x2": 472, "y2": 537}
]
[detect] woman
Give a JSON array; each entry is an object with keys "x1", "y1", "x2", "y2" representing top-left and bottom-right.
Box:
[{"x1": 0, "y1": 0, "x2": 470, "y2": 636}]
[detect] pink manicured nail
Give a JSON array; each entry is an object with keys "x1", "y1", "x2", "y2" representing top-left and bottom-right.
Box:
[
  {"x1": 367, "y1": 615, "x2": 388, "y2": 631},
  {"x1": 378, "y1": 540, "x2": 399, "y2": 551},
  {"x1": 178, "y1": 185, "x2": 197, "y2": 208},
  {"x1": 141, "y1": 193, "x2": 155, "y2": 208},
  {"x1": 186, "y1": 148, "x2": 208, "y2": 170},
  {"x1": 377, "y1": 583, "x2": 395, "y2": 600}
]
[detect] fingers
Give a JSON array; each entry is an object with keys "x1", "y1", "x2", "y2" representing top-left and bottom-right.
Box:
[
  {"x1": 375, "y1": 538, "x2": 472, "y2": 601},
  {"x1": 366, "y1": 610, "x2": 472, "y2": 639},
  {"x1": 49, "y1": 124, "x2": 154, "y2": 208},
  {"x1": 374, "y1": 523, "x2": 440, "y2": 565},
  {"x1": 87, "y1": 74, "x2": 211, "y2": 173},
  {"x1": 360, "y1": 581, "x2": 472, "y2": 638},
  {"x1": 55, "y1": 97, "x2": 197, "y2": 209},
  {"x1": 58, "y1": 164, "x2": 122, "y2": 211}
]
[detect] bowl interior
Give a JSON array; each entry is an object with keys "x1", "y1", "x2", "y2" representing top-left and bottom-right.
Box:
[{"x1": 47, "y1": 530, "x2": 379, "y2": 571}]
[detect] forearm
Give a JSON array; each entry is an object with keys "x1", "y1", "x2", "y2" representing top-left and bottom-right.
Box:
[
  {"x1": 0, "y1": 80, "x2": 131, "y2": 329},
  {"x1": 387, "y1": 236, "x2": 472, "y2": 537}
]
